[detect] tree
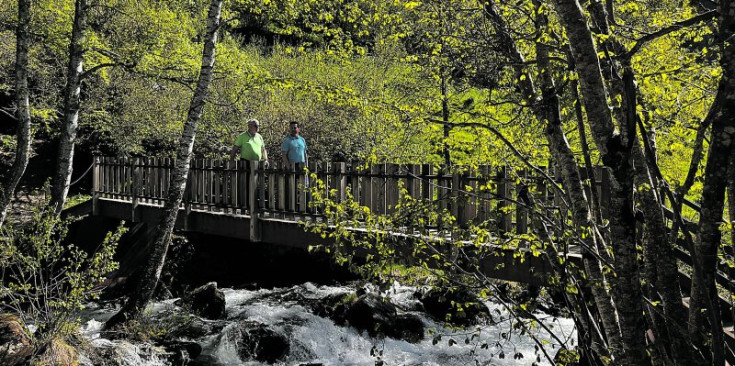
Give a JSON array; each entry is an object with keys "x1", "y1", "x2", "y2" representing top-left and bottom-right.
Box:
[
  {"x1": 49, "y1": 0, "x2": 88, "y2": 215},
  {"x1": 0, "y1": 0, "x2": 32, "y2": 230},
  {"x1": 105, "y1": 0, "x2": 224, "y2": 327}
]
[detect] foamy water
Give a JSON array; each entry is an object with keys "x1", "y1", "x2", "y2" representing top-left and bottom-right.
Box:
[{"x1": 80, "y1": 282, "x2": 576, "y2": 365}]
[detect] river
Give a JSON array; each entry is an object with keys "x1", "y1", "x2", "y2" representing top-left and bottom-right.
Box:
[{"x1": 78, "y1": 281, "x2": 576, "y2": 366}]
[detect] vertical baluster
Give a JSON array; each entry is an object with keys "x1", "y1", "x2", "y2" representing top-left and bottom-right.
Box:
[
  {"x1": 369, "y1": 164, "x2": 380, "y2": 214},
  {"x1": 258, "y1": 159, "x2": 266, "y2": 213},
  {"x1": 277, "y1": 160, "x2": 286, "y2": 217},
  {"x1": 267, "y1": 161, "x2": 275, "y2": 214},
  {"x1": 249, "y1": 160, "x2": 260, "y2": 242},
  {"x1": 385, "y1": 164, "x2": 398, "y2": 214},
  {"x1": 100, "y1": 157, "x2": 106, "y2": 199},
  {"x1": 92, "y1": 156, "x2": 100, "y2": 215},
  {"x1": 287, "y1": 163, "x2": 296, "y2": 214},
  {"x1": 451, "y1": 167, "x2": 462, "y2": 226},
  {"x1": 190, "y1": 159, "x2": 198, "y2": 208},
  {"x1": 348, "y1": 163, "x2": 359, "y2": 202},
  {"x1": 462, "y1": 169, "x2": 474, "y2": 224},
  {"x1": 497, "y1": 167, "x2": 512, "y2": 233},
  {"x1": 238, "y1": 160, "x2": 246, "y2": 213},
  {"x1": 226, "y1": 159, "x2": 234, "y2": 213},
  {"x1": 332, "y1": 162, "x2": 346, "y2": 204},
  {"x1": 516, "y1": 169, "x2": 528, "y2": 234},
  {"x1": 361, "y1": 164, "x2": 372, "y2": 210},
  {"x1": 215, "y1": 159, "x2": 222, "y2": 211},
  {"x1": 132, "y1": 158, "x2": 140, "y2": 222}
]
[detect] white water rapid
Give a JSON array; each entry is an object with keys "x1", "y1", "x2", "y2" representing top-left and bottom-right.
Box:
[{"x1": 79, "y1": 282, "x2": 576, "y2": 366}]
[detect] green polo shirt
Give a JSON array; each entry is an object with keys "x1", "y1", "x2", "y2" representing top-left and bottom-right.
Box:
[{"x1": 234, "y1": 131, "x2": 264, "y2": 161}]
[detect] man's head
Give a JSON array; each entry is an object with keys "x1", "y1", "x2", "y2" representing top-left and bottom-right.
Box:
[
  {"x1": 288, "y1": 121, "x2": 300, "y2": 136},
  {"x1": 247, "y1": 118, "x2": 260, "y2": 134}
]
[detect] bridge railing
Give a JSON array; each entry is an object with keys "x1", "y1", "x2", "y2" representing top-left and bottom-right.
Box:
[{"x1": 91, "y1": 156, "x2": 616, "y2": 233}]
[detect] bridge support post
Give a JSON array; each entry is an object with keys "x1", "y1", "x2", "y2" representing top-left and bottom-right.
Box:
[{"x1": 249, "y1": 160, "x2": 261, "y2": 242}]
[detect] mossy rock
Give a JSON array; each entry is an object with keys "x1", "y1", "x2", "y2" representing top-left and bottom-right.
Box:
[
  {"x1": 33, "y1": 337, "x2": 78, "y2": 366},
  {"x1": 0, "y1": 314, "x2": 33, "y2": 366}
]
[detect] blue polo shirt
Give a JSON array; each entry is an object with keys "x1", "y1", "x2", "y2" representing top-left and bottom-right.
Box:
[{"x1": 281, "y1": 135, "x2": 307, "y2": 164}]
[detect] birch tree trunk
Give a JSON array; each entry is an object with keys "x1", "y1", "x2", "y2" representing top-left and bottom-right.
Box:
[
  {"x1": 688, "y1": 1, "x2": 735, "y2": 358},
  {"x1": 50, "y1": 0, "x2": 87, "y2": 216},
  {"x1": 105, "y1": 0, "x2": 223, "y2": 327},
  {"x1": 0, "y1": 0, "x2": 33, "y2": 230},
  {"x1": 550, "y1": 0, "x2": 647, "y2": 364},
  {"x1": 483, "y1": 1, "x2": 623, "y2": 358}
]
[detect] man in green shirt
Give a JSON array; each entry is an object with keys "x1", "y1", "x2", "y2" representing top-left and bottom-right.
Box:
[{"x1": 230, "y1": 118, "x2": 269, "y2": 167}]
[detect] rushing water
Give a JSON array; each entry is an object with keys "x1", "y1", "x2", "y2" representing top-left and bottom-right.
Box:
[{"x1": 79, "y1": 282, "x2": 576, "y2": 366}]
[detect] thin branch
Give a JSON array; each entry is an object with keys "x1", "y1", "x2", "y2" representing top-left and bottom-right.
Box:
[
  {"x1": 0, "y1": 108, "x2": 18, "y2": 122},
  {"x1": 80, "y1": 62, "x2": 120, "y2": 80},
  {"x1": 625, "y1": 11, "x2": 717, "y2": 57}
]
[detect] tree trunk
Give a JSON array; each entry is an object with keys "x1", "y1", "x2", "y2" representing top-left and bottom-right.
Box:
[
  {"x1": 0, "y1": 0, "x2": 33, "y2": 230},
  {"x1": 551, "y1": 0, "x2": 648, "y2": 364},
  {"x1": 50, "y1": 0, "x2": 88, "y2": 215},
  {"x1": 105, "y1": 0, "x2": 224, "y2": 327},
  {"x1": 633, "y1": 143, "x2": 691, "y2": 364},
  {"x1": 536, "y1": 38, "x2": 624, "y2": 359},
  {"x1": 484, "y1": 1, "x2": 623, "y2": 358},
  {"x1": 688, "y1": 2, "x2": 735, "y2": 362}
]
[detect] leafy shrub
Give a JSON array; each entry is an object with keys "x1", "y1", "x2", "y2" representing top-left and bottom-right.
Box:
[{"x1": 0, "y1": 209, "x2": 123, "y2": 349}]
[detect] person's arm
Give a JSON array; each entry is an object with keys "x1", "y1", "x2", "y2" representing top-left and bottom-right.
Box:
[
  {"x1": 230, "y1": 146, "x2": 240, "y2": 160},
  {"x1": 304, "y1": 150, "x2": 308, "y2": 167}
]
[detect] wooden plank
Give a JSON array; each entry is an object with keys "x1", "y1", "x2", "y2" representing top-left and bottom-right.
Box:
[
  {"x1": 277, "y1": 160, "x2": 286, "y2": 216},
  {"x1": 451, "y1": 168, "x2": 461, "y2": 225},
  {"x1": 516, "y1": 169, "x2": 528, "y2": 234},
  {"x1": 240, "y1": 160, "x2": 249, "y2": 213},
  {"x1": 214, "y1": 159, "x2": 222, "y2": 210},
  {"x1": 131, "y1": 158, "x2": 140, "y2": 221},
  {"x1": 249, "y1": 160, "x2": 260, "y2": 241},
  {"x1": 465, "y1": 169, "x2": 476, "y2": 223},
  {"x1": 268, "y1": 160, "x2": 276, "y2": 212},
  {"x1": 331, "y1": 162, "x2": 346, "y2": 203},
  {"x1": 191, "y1": 159, "x2": 199, "y2": 207},
  {"x1": 229, "y1": 159, "x2": 237, "y2": 212},
  {"x1": 348, "y1": 163, "x2": 359, "y2": 201},
  {"x1": 288, "y1": 163, "x2": 296, "y2": 213},
  {"x1": 497, "y1": 167, "x2": 512, "y2": 233},
  {"x1": 386, "y1": 164, "x2": 399, "y2": 214},
  {"x1": 372, "y1": 164, "x2": 384, "y2": 215},
  {"x1": 361, "y1": 165, "x2": 372, "y2": 210},
  {"x1": 92, "y1": 156, "x2": 100, "y2": 214}
]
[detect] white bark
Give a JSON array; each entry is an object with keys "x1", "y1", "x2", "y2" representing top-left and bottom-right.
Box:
[
  {"x1": 105, "y1": 0, "x2": 224, "y2": 327},
  {"x1": 50, "y1": 0, "x2": 87, "y2": 215},
  {"x1": 0, "y1": 0, "x2": 33, "y2": 229}
]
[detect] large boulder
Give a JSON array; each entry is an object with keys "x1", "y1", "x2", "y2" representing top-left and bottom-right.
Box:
[
  {"x1": 340, "y1": 294, "x2": 424, "y2": 343},
  {"x1": 0, "y1": 314, "x2": 33, "y2": 366},
  {"x1": 227, "y1": 321, "x2": 289, "y2": 364},
  {"x1": 419, "y1": 287, "x2": 488, "y2": 326},
  {"x1": 176, "y1": 282, "x2": 226, "y2": 320}
]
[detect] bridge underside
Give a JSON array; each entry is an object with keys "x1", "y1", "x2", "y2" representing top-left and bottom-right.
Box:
[{"x1": 92, "y1": 198, "x2": 575, "y2": 285}]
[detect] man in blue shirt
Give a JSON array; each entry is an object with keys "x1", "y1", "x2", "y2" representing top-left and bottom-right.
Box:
[{"x1": 281, "y1": 121, "x2": 308, "y2": 167}]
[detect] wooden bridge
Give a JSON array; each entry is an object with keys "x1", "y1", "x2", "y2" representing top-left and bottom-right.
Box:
[
  {"x1": 82, "y1": 155, "x2": 735, "y2": 356},
  {"x1": 88, "y1": 156, "x2": 590, "y2": 284}
]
